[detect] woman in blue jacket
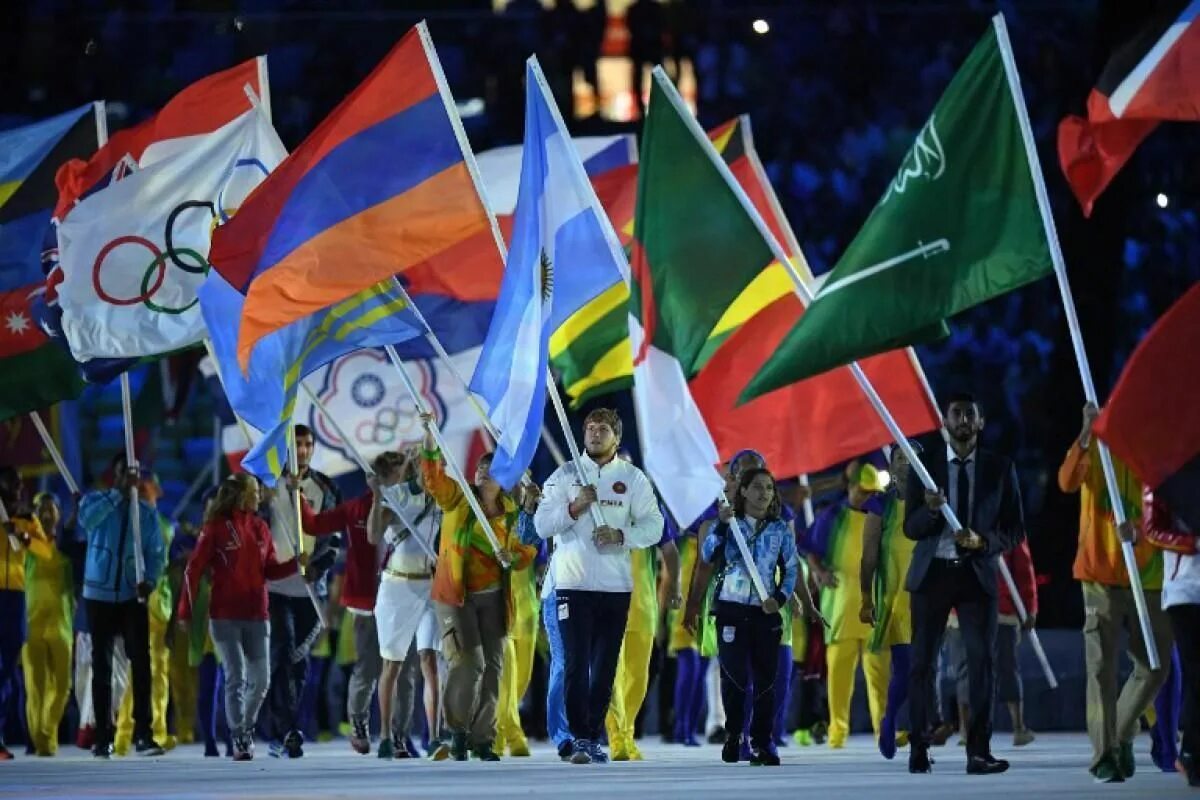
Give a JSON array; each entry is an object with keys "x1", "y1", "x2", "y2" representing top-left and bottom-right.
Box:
[{"x1": 686, "y1": 467, "x2": 799, "y2": 766}]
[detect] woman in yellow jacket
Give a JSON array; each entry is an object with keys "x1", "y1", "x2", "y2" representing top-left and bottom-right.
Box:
[
  {"x1": 0, "y1": 467, "x2": 51, "y2": 760},
  {"x1": 495, "y1": 481, "x2": 542, "y2": 758},
  {"x1": 420, "y1": 413, "x2": 537, "y2": 762},
  {"x1": 22, "y1": 493, "x2": 73, "y2": 757}
]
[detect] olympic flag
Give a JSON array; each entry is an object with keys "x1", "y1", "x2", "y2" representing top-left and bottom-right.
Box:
[{"x1": 55, "y1": 108, "x2": 286, "y2": 360}]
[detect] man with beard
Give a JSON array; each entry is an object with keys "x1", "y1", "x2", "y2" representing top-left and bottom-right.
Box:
[
  {"x1": 534, "y1": 409, "x2": 663, "y2": 764},
  {"x1": 904, "y1": 393, "x2": 1025, "y2": 776}
]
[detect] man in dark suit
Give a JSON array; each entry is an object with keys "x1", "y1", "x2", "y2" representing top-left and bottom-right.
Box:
[{"x1": 904, "y1": 392, "x2": 1025, "y2": 775}]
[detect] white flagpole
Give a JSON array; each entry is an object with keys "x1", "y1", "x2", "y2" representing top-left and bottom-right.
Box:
[
  {"x1": 170, "y1": 459, "x2": 217, "y2": 524},
  {"x1": 119, "y1": 372, "x2": 146, "y2": 591},
  {"x1": 540, "y1": 424, "x2": 567, "y2": 467},
  {"x1": 299, "y1": 382, "x2": 438, "y2": 564},
  {"x1": 255, "y1": 55, "x2": 272, "y2": 124},
  {"x1": 651, "y1": 65, "x2": 1058, "y2": 686},
  {"x1": 993, "y1": 12, "x2": 1156, "y2": 669},
  {"x1": 384, "y1": 344, "x2": 509, "y2": 568},
  {"x1": 28, "y1": 411, "x2": 79, "y2": 495}
]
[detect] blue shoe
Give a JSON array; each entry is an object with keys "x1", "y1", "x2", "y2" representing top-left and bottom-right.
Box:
[
  {"x1": 586, "y1": 740, "x2": 609, "y2": 764},
  {"x1": 879, "y1": 714, "x2": 897, "y2": 760}
]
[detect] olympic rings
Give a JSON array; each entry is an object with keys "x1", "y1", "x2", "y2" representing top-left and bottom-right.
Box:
[
  {"x1": 217, "y1": 158, "x2": 270, "y2": 223},
  {"x1": 140, "y1": 247, "x2": 207, "y2": 315},
  {"x1": 92, "y1": 235, "x2": 165, "y2": 306},
  {"x1": 163, "y1": 201, "x2": 216, "y2": 273}
]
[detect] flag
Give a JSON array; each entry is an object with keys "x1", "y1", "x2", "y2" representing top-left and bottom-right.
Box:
[
  {"x1": 469, "y1": 58, "x2": 627, "y2": 489},
  {"x1": 1058, "y1": 2, "x2": 1200, "y2": 216},
  {"x1": 1095, "y1": 281, "x2": 1200, "y2": 532},
  {"x1": 202, "y1": 347, "x2": 484, "y2": 478},
  {"x1": 689, "y1": 285, "x2": 941, "y2": 478},
  {"x1": 54, "y1": 57, "x2": 266, "y2": 219},
  {"x1": 0, "y1": 105, "x2": 98, "y2": 420},
  {"x1": 628, "y1": 71, "x2": 787, "y2": 525},
  {"x1": 550, "y1": 115, "x2": 804, "y2": 406},
  {"x1": 743, "y1": 19, "x2": 1053, "y2": 399},
  {"x1": 198, "y1": 271, "x2": 424, "y2": 484},
  {"x1": 207, "y1": 24, "x2": 504, "y2": 373},
  {"x1": 55, "y1": 108, "x2": 286, "y2": 360}
]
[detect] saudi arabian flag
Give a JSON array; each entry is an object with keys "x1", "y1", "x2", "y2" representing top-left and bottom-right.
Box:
[{"x1": 743, "y1": 17, "x2": 1053, "y2": 400}]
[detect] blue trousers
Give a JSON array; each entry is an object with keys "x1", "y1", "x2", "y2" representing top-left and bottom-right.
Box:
[{"x1": 542, "y1": 594, "x2": 571, "y2": 748}]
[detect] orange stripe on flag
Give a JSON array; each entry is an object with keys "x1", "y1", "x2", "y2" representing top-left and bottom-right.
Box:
[{"x1": 236, "y1": 162, "x2": 490, "y2": 370}]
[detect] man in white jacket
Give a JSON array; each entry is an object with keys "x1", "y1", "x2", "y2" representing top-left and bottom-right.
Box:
[{"x1": 535, "y1": 408, "x2": 663, "y2": 764}]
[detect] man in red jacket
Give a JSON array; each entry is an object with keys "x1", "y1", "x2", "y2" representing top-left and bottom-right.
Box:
[{"x1": 299, "y1": 451, "x2": 407, "y2": 756}]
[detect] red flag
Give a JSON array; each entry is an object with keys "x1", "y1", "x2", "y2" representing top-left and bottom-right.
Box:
[
  {"x1": 54, "y1": 58, "x2": 264, "y2": 220},
  {"x1": 1057, "y1": 2, "x2": 1200, "y2": 216},
  {"x1": 690, "y1": 292, "x2": 940, "y2": 479},
  {"x1": 1095, "y1": 281, "x2": 1200, "y2": 530}
]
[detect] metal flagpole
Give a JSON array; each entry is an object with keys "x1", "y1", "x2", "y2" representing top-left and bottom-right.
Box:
[
  {"x1": 384, "y1": 344, "x2": 509, "y2": 568},
  {"x1": 211, "y1": 415, "x2": 222, "y2": 488},
  {"x1": 651, "y1": 65, "x2": 1058, "y2": 687},
  {"x1": 287, "y1": 426, "x2": 328, "y2": 629},
  {"x1": 540, "y1": 424, "x2": 567, "y2": 467},
  {"x1": 993, "y1": 12, "x2": 1156, "y2": 669},
  {"x1": 28, "y1": 411, "x2": 79, "y2": 495},
  {"x1": 119, "y1": 373, "x2": 146, "y2": 592},
  {"x1": 170, "y1": 460, "x2": 217, "y2": 524},
  {"x1": 299, "y1": 382, "x2": 438, "y2": 564}
]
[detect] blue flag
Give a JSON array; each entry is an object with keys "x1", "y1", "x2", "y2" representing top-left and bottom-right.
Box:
[
  {"x1": 468, "y1": 58, "x2": 627, "y2": 489},
  {"x1": 199, "y1": 271, "x2": 423, "y2": 484}
]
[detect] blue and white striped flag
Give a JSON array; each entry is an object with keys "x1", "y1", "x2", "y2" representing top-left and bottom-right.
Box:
[{"x1": 469, "y1": 57, "x2": 627, "y2": 489}]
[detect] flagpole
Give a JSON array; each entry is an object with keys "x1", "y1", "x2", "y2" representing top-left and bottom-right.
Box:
[
  {"x1": 119, "y1": 372, "x2": 146, "y2": 593},
  {"x1": 255, "y1": 55, "x2": 272, "y2": 124},
  {"x1": 649, "y1": 65, "x2": 1058, "y2": 687},
  {"x1": 540, "y1": 424, "x2": 567, "y2": 467},
  {"x1": 211, "y1": 415, "x2": 221, "y2": 489},
  {"x1": 993, "y1": 12, "x2": 1157, "y2": 669},
  {"x1": 383, "y1": 343, "x2": 510, "y2": 568},
  {"x1": 28, "y1": 411, "x2": 79, "y2": 495},
  {"x1": 299, "y1": 382, "x2": 438, "y2": 564},
  {"x1": 170, "y1": 459, "x2": 217, "y2": 524},
  {"x1": 286, "y1": 425, "x2": 328, "y2": 629},
  {"x1": 200, "y1": 338, "x2": 257, "y2": 448}
]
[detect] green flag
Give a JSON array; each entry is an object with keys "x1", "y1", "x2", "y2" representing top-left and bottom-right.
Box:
[
  {"x1": 631, "y1": 90, "x2": 776, "y2": 377},
  {"x1": 742, "y1": 22, "x2": 1052, "y2": 401}
]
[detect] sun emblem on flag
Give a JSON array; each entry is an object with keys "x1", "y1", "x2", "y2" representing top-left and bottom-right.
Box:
[
  {"x1": 539, "y1": 249, "x2": 554, "y2": 305},
  {"x1": 4, "y1": 311, "x2": 30, "y2": 336}
]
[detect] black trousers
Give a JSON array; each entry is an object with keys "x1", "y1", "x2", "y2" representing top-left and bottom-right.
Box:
[
  {"x1": 909, "y1": 560, "x2": 998, "y2": 758},
  {"x1": 714, "y1": 601, "x2": 782, "y2": 749},
  {"x1": 266, "y1": 593, "x2": 321, "y2": 740},
  {"x1": 556, "y1": 589, "x2": 630, "y2": 742},
  {"x1": 1170, "y1": 604, "x2": 1200, "y2": 760},
  {"x1": 87, "y1": 599, "x2": 152, "y2": 745}
]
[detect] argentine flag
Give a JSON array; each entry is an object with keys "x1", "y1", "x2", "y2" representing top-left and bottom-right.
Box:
[{"x1": 470, "y1": 57, "x2": 628, "y2": 489}]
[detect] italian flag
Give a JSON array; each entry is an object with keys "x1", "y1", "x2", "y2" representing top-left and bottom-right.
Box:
[{"x1": 628, "y1": 71, "x2": 779, "y2": 526}]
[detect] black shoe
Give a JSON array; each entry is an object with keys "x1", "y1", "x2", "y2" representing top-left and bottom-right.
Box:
[
  {"x1": 471, "y1": 744, "x2": 501, "y2": 762},
  {"x1": 749, "y1": 746, "x2": 780, "y2": 767},
  {"x1": 282, "y1": 730, "x2": 304, "y2": 759},
  {"x1": 811, "y1": 721, "x2": 828, "y2": 745},
  {"x1": 134, "y1": 738, "x2": 165, "y2": 757},
  {"x1": 707, "y1": 726, "x2": 726, "y2": 745},
  {"x1": 721, "y1": 735, "x2": 741, "y2": 764},
  {"x1": 1181, "y1": 751, "x2": 1200, "y2": 787},
  {"x1": 569, "y1": 739, "x2": 592, "y2": 765},
  {"x1": 966, "y1": 753, "x2": 1010, "y2": 775},
  {"x1": 450, "y1": 732, "x2": 469, "y2": 762},
  {"x1": 92, "y1": 741, "x2": 114, "y2": 760},
  {"x1": 393, "y1": 739, "x2": 414, "y2": 759},
  {"x1": 557, "y1": 740, "x2": 574, "y2": 761},
  {"x1": 909, "y1": 746, "x2": 933, "y2": 774}
]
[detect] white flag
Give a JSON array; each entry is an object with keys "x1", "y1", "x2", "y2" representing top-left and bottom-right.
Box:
[{"x1": 57, "y1": 108, "x2": 286, "y2": 360}]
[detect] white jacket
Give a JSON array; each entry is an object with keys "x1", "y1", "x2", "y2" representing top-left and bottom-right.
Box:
[{"x1": 535, "y1": 453, "x2": 663, "y2": 593}]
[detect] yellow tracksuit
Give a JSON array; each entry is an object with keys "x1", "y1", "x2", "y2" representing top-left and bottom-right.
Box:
[
  {"x1": 607, "y1": 543, "x2": 663, "y2": 756},
  {"x1": 816, "y1": 503, "x2": 890, "y2": 747},
  {"x1": 116, "y1": 516, "x2": 174, "y2": 753},
  {"x1": 496, "y1": 558, "x2": 540, "y2": 754},
  {"x1": 22, "y1": 539, "x2": 73, "y2": 755}
]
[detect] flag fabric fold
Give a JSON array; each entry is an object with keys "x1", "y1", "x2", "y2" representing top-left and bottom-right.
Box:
[
  {"x1": 207, "y1": 24, "x2": 504, "y2": 373},
  {"x1": 743, "y1": 21, "x2": 1053, "y2": 400},
  {"x1": 54, "y1": 58, "x2": 264, "y2": 220},
  {"x1": 1095, "y1": 281, "x2": 1200, "y2": 532},
  {"x1": 1057, "y1": 1, "x2": 1199, "y2": 216},
  {"x1": 0, "y1": 105, "x2": 98, "y2": 419},
  {"x1": 56, "y1": 108, "x2": 286, "y2": 360},
  {"x1": 469, "y1": 58, "x2": 627, "y2": 489}
]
